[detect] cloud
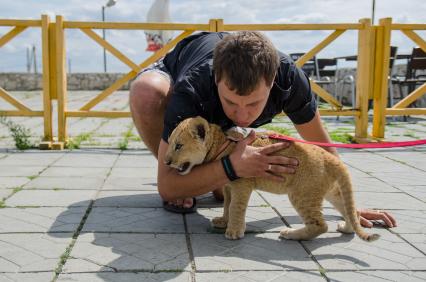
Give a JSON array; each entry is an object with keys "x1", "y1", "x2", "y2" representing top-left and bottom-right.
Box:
[{"x1": 1, "y1": 0, "x2": 425, "y2": 72}]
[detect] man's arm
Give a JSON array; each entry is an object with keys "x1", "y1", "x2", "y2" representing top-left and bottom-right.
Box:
[
  {"x1": 158, "y1": 132, "x2": 295, "y2": 201},
  {"x1": 293, "y1": 110, "x2": 338, "y2": 156},
  {"x1": 157, "y1": 139, "x2": 230, "y2": 201}
]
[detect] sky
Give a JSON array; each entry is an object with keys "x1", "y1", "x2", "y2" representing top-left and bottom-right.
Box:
[{"x1": 0, "y1": 0, "x2": 425, "y2": 73}]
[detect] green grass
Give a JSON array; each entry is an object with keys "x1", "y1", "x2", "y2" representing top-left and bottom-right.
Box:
[
  {"x1": 27, "y1": 175, "x2": 38, "y2": 180},
  {"x1": 67, "y1": 132, "x2": 92, "y2": 149},
  {"x1": 55, "y1": 245, "x2": 73, "y2": 275},
  {"x1": 260, "y1": 124, "x2": 292, "y2": 136},
  {"x1": 0, "y1": 200, "x2": 5, "y2": 208},
  {"x1": 12, "y1": 187, "x2": 23, "y2": 194},
  {"x1": 329, "y1": 130, "x2": 354, "y2": 144},
  {"x1": 403, "y1": 131, "x2": 419, "y2": 139}
]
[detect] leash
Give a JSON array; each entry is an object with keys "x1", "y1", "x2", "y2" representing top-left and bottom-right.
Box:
[{"x1": 268, "y1": 133, "x2": 426, "y2": 149}]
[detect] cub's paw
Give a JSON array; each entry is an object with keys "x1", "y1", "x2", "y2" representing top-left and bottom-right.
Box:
[
  {"x1": 225, "y1": 228, "x2": 245, "y2": 240},
  {"x1": 211, "y1": 217, "x2": 227, "y2": 229},
  {"x1": 279, "y1": 228, "x2": 298, "y2": 240},
  {"x1": 337, "y1": 221, "x2": 354, "y2": 234}
]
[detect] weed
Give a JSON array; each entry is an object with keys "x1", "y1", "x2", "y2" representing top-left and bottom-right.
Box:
[
  {"x1": 67, "y1": 132, "x2": 91, "y2": 149},
  {"x1": 0, "y1": 116, "x2": 34, "y2": 150},
  {"x1": 27, "y1": 175, "x2": 38, "y2": 180}
]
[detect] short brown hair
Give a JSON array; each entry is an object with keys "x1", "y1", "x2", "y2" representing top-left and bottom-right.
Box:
[{"x1": 213, "y1": 31, "x2": 279, "y2": 96}]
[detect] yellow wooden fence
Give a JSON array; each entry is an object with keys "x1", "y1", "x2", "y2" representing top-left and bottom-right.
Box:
[
  {"x1": 0, "y1": 15, "x2": 424, "y2": 149},
  {"x1": 372, "y1": 18, "x2": 426, "y2": 139},
  {"x1": 0, "y1": 16, "x2": 53, "y2": 143}
]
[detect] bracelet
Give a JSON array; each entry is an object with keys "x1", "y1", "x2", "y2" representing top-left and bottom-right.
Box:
[{"x1": 221, "y1": 155, "x2": 240, "y2": 181}]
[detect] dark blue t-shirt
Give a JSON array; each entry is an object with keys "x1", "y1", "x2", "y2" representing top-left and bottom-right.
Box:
[{"x1": 162, "y1": 32, "x2": 317, "y2": 142}]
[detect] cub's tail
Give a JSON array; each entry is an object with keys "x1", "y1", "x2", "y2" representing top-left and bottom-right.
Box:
[{"x1": 338, "y1": 169, "x2": 380, "y2": 242}]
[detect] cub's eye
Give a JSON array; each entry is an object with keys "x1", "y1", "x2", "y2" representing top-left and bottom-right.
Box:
[{"x1": 175, "y1": 143, "x2": 182, "y2": 151}]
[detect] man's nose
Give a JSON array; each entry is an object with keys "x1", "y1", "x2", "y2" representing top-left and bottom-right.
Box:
[{"x1": 234, "y1": 107, "x2": 249, "y2": 120}]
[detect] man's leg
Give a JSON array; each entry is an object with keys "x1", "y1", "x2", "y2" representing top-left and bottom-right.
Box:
[{"x1": 129, "y1": 72, "x2": 193, "y2": 209}]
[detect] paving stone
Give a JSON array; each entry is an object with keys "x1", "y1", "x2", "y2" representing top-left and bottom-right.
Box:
[
  {"x1": 344, "y1": 157, "x2": 419, "y2": 173},
  {"x1": 394, "y1": 185, "x2": 426, "y2": 202},
  {"x1": 0, "y1": 207, "x2": 86, "y2": 233},
  {"x1": 62, "y1": 233, "x2": 190, "y2": 272},
  {"x1": 370, "y1": 171, "x2": 426, "y2": 186},
  {"x1": 351, "y1": 177, "x2": 401, "y2": 192},
  {"x1": 23, "y1": 176, "x2": 104, "y2": 190},
  {"x1": 390, "y1": 210, "x2": 426, "y2": 234},
  {"x1": 196, "y1": 270, "x2": 324, "y2": 282},
  {"x1": 94, "y1": 191, "x2": 162, "y2": 207},
  {"x1": 327, "y1": 270, "x2": 426, "y2": 282},
  {"x1": 0, "y1": 272, "x2": 55, "y2": 282},
  {"x1": 399, "y1": 233, "x2": 426, "y2": 254},
  {"x1": 0, "y1": 188, "x2": 13, "y2": 200},
  {"x1": 0, "y1": 233, "x2": 72, "y2": 272},
  {"x1": 109, "y1": 167, "x2": 157, "y2": 178},
  {"x1": 191, "y1": 233, "x2": 317, "y2": 271},
  {"x1": 57, "y1": 272, "x2": 191, "y2": 282},
  {"x1": 187, "y1": 207, "x2": 286, "y2": 234},
  {"x1": 0, "y1": 166, "x2": 46, "y2": 177},
  {"x1": 114, "y1": 153, "x2": 157, "y2": 168},
  {"x1": 53, "y1": 152, "x2": 118, "y2": 167},
  {"x1": 197, "y1": 192, "x2": 267, "y2": 208},
  {"x1": 82, "y1": 207, "x2": 185, "y2": 232},
  {"x1": 102, "y1": 176, "x2": 158, "y2": 190},
  {"x1": 354, "y1": 192, "x2": 426, "y2": 210},
  {"x1": 374, "y1": 151, "x2": 426, "y2": 171},
  {"x1": 303, "y1": 229, "x2": 426, "y2": 271},
  {"x1": 0, "y1": 176, "x2": 29, "y2": 189},
  {"x1": 5, "y1": 190, "x2": 95, "y2": 207},
  {"x1": 40, "y1": 166, "x2": 110, "y2": 178},
  {"x1": 0, "y1": 151, "x2": 63, "y2": 166}
]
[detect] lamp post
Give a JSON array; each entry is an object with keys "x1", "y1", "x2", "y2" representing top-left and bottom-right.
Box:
[
  {"x1": 102, "y1": 0, "x2": 117, "y2": 72},
  {"x1": 371, "y1": 0, "x2": 376, "y2": 25}
]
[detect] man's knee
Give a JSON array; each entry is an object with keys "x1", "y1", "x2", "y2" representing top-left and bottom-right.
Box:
[{"x1": 129, "y1": 75, "x2": 170, "y2": 112}]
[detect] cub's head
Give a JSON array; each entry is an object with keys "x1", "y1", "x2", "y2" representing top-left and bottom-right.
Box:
[{"x1": 164, "y1": 116, "x2": 210, "y2": 175}]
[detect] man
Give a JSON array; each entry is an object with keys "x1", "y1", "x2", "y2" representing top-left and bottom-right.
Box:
[{"x1": 129, "y1": 31, "x2": 396, "y2": 228}]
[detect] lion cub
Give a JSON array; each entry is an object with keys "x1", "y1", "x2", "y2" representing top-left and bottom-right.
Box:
[{"x1": 165, "y1": 116, "x2": 379, "y2": 242}]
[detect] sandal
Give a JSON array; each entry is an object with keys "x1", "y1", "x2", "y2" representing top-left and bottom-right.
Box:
[{"x1": 162, "y1": 198, "x2": 197, "y2": 214}]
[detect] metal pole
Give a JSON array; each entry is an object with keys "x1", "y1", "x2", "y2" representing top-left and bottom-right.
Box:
[
  {"x1": 102, "y1": 6, "x2": 107, "y2": 72},
  {"x1": 33, "y1": 45, "x2": 37, "y2": 74},
  {"x1": 26, "y1": 47, "x2": 30, "y2": 73},
  {"x1": 372, "y1": 0, "x2": 376, "y2": 25}
]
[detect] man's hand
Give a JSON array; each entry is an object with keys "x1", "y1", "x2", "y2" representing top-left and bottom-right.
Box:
[
  {"x1": 358, "y1": 209, "x2": 397, "y2": 228},
  {"x1": 229, "y1": 130, "x2": 298, "y2": 182}
]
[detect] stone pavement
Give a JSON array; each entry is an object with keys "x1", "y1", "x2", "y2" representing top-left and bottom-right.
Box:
[{"x1": 0, "y1": 91, "x2": 425, "y2": 281}]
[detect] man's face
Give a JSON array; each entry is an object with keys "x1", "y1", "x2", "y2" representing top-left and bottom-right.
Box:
[{"x1": 217, "y1": 78, "x2": 272, "y2": 127}]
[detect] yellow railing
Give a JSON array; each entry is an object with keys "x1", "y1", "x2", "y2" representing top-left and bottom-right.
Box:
[
  {"x1": 372, "y1": 18, "x2": 426, "y2": 139},
  {"x1": 1, "y1": 15, "x2": 424, "y2": 149},
  {"x1": 218, "y1": 19, "x2": 374, "y2": 141},
  {"x1": 0, "y1": 17, "x2": 53, "y2": 144},
  {"x1": 53, "y1": 16, "x2": 217, "y2": 149}
]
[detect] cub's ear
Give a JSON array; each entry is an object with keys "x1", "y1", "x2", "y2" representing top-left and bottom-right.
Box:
[{"x1": 196, "y1": 123, "x2": 206, "y2": 140}]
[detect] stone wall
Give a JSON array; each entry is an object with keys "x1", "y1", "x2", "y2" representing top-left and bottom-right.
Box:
[
  {"x1": 0, "y1": 69, "x2": 424, "y2": 107},
  {"x1": 0, "y1": 73, "x2": 131, "y2": 91}
]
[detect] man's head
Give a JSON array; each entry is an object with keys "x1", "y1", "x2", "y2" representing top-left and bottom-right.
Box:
[{"x1": 213, "y1": 31, "x2": 280, "y2": 127}]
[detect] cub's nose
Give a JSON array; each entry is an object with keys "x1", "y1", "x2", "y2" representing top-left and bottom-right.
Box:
[{"x1": 164, "y1": 159, "x2": 172, "y2": 166}]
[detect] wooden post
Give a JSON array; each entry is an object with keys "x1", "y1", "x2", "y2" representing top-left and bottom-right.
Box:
[
  {"x1": 372, "y1": 18, "x2": 392, "y2": 139},
  {"x1": 53, "y1": 15, "x2": 67, "y2": 150},
  {"x1": 39, "y1": 15, "x2": 53, "y2": 149},
  {"x1": 354, "y1": 18, "x2": 374, "y2": 142},
  {"x1": 216, "y1": 19, "x2": 224, "y2": 32}
]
